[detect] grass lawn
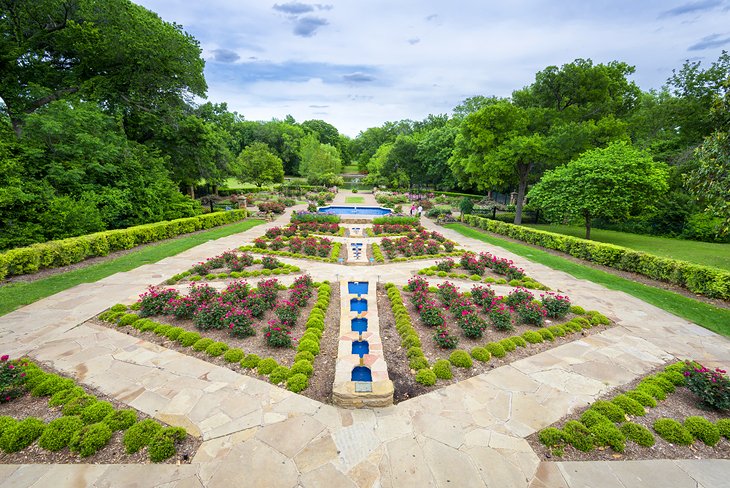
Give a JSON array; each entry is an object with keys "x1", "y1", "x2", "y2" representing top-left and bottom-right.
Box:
[
  {"x1": 341, "y1": 165, "x2": 359, "y2": 173},
  {"x1": 0, "y1": 220, "x2": 265, "y2": 317},
  {"x1": 524, "y1": 224, "x2": 730, "y2": 271},
  {"x1": 446, "y1": 224, "x2": 730, "y2": 338},
  {"x1": 345, "y1": 196, "x2": 365, "y2": 204}
]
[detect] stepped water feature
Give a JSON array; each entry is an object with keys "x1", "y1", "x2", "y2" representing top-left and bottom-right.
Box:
[{"x1": 332, "y1": 280, "x2": 393, "y2": 408}]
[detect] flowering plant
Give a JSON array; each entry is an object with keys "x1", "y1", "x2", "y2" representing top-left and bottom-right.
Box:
[
  {"x1": 458, "y1": 312, "x2": 486, "y2": 339},
  {"x1": 470, "y1": 285, "x2": 495, "y2": 308},
  {"x1": 489, "y1": 303, "x2": 514, "y2": 331},
  {"x1": 138, "y1": 286, "x2": 179, "y2": 317},
  {"x1": 433, "y1": 325, "x2": 459, "y2": 349},
  {"x1": 435, "y1": 258, "x2": 455, "y2": 272},
  {"x1": 264, "y1": 320, "x2": 292, "y2": 347},
  {"x1": 1, "y1": 355, "x2": 27, "y2": 403},
  {"x1": 419, "y1": 301, "x2": 445, "y2": 327},
  {"x1": 163, "y1": 296, "x2": 196, "y2": 319},
  {"x1": 256, "y1": 279, "x2": 280, "y2": 307},
  {"x1": 269, "y1": 236, "x2": 286, "y2": 251},
  {"x1": 274, "y1": 300, "x2": 300, "y2": 327},
  {"x1": 227, "y1": 307, "x2": 255, "y2": 338},
  {"x1": 261, "y1": 256, "x2": 281, "y2": 270},
  {"x1": 516, "y1": 302, "x2": 547, "y2": 326},
  {"x1": 505, "y1": 287, "x2": 534, "y2": 307},
  {"x1": 684, "y1": 363, "x2": 730, "y2": 411},
  {"x1": 245, "y1": 293, "x2": 267, "y2": 318},
  {"x1": 193, "y1": 299, "x2": 229, "y2": 330},
  {"x1": 541, "y1": 292, "x2": 571, "y2": 318},
  {"x1": 436, "y1": 281, "x2": 460, "y2": 306},
  {"x1": 220, "y1": 280, "x2": 251, "y2": 303}
]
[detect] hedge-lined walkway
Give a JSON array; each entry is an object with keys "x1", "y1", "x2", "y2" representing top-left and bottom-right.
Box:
[{"x1": 0, "y1": 193, "x2": 728, "y2": 487}]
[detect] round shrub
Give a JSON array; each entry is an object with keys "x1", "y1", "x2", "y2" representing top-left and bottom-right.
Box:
[
  {"x1": 570, "y1": 305, "x2": 586, "y2": 315},
  {"x1": 587, "y1": 311, "x2": 610, "y2": 325},
  {"x1": 269, "y1": 366, "x2": 291, "y2": 384},
  {"x1": 589, "y1": 400, "x2": 625, "y2": 423},
  {"x1": 449, "y1": 350, "x2": 473, "y2": 368},
  {"x1": 684, "y1": 416, "x2": 721, "y2": 446},
  {"x1": 484, "y1": 342, "x2": 506, "y2": 358},
  {"x1": 572, "y1": 317, "x2": 591, "y2": 329},
  {"x1": 290, "y1": 360, "x2": 314, "y2": 378},
  {"x1": 563, "y1": 322, "x2": 583, "y2": 334},
  {"x1": 401, "y1": 334, "x2": 421, "y2": 349},
  {"x1": 406, "y1": 347, "x2": 424, "y2": 359},
  {"x1": 148, "y1": 433, "x2": 175, "y2": 462},
  {"x1": 498, "y1": 338, "x2": 516, "y2": 353},
  {"x1": 223, "y1": 348, "x2": 245, "y2": 363},
  {"x1": 653, "y1": 418, "x2": 693, "y2": 445},
  {"x1": 193, "y1": 338, "x2": 214, "y2": 352},
  {"x1": 537, "y1": 328, "x2": 555, "y2": 342},
  {"x1": 48, "y1": 386, "x2": 85, "y2": 407},
  {"x1": 123, "y1": 419, "x2": 162, "y2": 454},
  {"x1": 178, "y1": 331, "x2": 202, "y2": 347},
  {"x1": 294, "y1": 351, "x2": 315, "y2": 363},
  {"x1": 70, "y1": 422, "x2": 113, "y2": 457},
  {"x1": 611, "y1": 394, "x2": 646, "y2": 417},
  {"x1": 164, "y1": 327, "x2": 185, "y2": 340},
  {"x1": 81, "y1": 401, "x2": 115, "y2": 424},
  {"x1": 257, "y1": 358, "x2": 278, "y2": 375},
  {"x1": 118, "y1": 313, "x2": 141, "y2": 327},
  {"x1": 205, "y1": 341, "x2": 229, "y2": 357},
  {"x1": 579, "y1": 410, "x2": 612, "y2": 428},
  {"x1": 470, "y1": 347, "x2": 491, "y2": 363},
  {"x1": 635, "y1": 382, "x2": 666, "y2": 401},
  {"x1": 39, "y1": 415, "x2": 84, "y2": 451},
  {"x1": 62, "y1": 394, "x2": 97, "y2": 416},
  {"x1": 287, "y1": 373, "x2": 309, "y2": 392},
  {"x1": 561, "y1": 420, "x2": 594, "y2": 452},
  {"x1": 643, "y1": 375, "x2": 675, "y2": 394},
  {"x1": 153, "y1": 324, "x2": 171, "y2": 336},
  {"x1": 409, "y1": 357, "x2": 429, "y2": 371},
  {"x1": 298, "y1": 339, "x2": 320, "y2": 356},
  {"x1": 547, "y1": 325, "x2": 566, "y2": 338},
  {"x1": 510, "y1": 336, "x2": 527, "y2": 348},
  {"x1": 432, "y1": 359, "x2": 453, "y2": 380},
  {"x1": 589, "y1": 422, "x2": 626, "y2": 452},
  {"x1": 522, "y1": 331, "x2": 543, "y2": 344},
  {"x1": 103, "y1": 409, "x2": 137, "y2": 431},
  {"x1": 717, "y1": 418, "x2": 730, "y2": 439},
  {"x1": 659, "y1": 370, "x2": 686, "y2": 386},
  {"x1": 0, "y1": 416, "x2": 15, "y2": 439},
  {"x1": 139, "y1": 320, "x2": 159, "y2": 332},
  {"x1": 110, "y1": 304, "x2": 128, "y2": 313},
  {"x1": 538, "y1": 427, "x2": 565, "y2": 447},
  {"x1": 415, "y1": 368, "x2": 437, "y2": 386},
  {"x1": 620, "y1": 422, "x2": 655, "y2": 447},
  {"x1": 31, "y1": 375, "x2": 75, "y2": 397},
  {"x1": 0, "y1": 417, "x2": 45, "y2": 453},
  {"x1": 240, "y1": 354, "x2": 261, "y2": 369}
]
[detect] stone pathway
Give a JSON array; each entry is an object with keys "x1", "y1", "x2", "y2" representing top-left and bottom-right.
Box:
[{"x1": 0, "y1": 190, "x2": 728, "y2": 487}]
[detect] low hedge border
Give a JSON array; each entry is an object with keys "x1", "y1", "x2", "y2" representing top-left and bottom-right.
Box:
[
  {"x1": 100, "y1": 282, "x2": 331, "y2": 394},
  {"x1": 384, "y1": 283, "x2": 431, "y2": 384},
  {"x1": 239, "y1": 244, "x2": 342, "y2": 263},
  {"x1": 0, "y1": 210, "x2": 248, "y2": 280},
  {"x1": 166, "y1": 263, "x2": 301, "y2": 285},
  {"x1": 463, "y1": 215, "x2": 730, "y2": 300},
  {"x1": 416, "y1": 266, "x2": 549, "y2": 290},
  {"x1": 3, "y1": 358, "x2": 189, "y2": 462}
]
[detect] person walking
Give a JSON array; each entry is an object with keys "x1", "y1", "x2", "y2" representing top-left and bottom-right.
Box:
[
  {"x1": 417, "y1": 204, "x2": 423, "y2": 217},
  {"x1": 410, "y1": 204, "x2": 416, "y2": 216}
]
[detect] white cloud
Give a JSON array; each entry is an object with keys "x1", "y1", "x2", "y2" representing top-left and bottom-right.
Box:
[{"x1": 134, "y1": 0, "x2": 730, "y2": 136}]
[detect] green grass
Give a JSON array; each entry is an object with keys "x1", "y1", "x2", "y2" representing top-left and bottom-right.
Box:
[
  {"x1": 0, "y1": 220, "x2": 265, "y2": 317},
  {"x1": 525, "y1": 224, "x2": 730, "y2": 271},
  {"x1": 345, "y1": 196, "x2": 365, "y2": 204},
  {"x1": 341, "y1": 165, "x2": 359, "y2": 174},
  {"x1": 446, "y1": 224, "x2": 730, "y2": 338}
]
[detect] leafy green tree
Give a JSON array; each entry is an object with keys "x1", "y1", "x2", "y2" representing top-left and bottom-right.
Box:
[
  {"x1": 384, "y1": 135, "x2": 422, "y2": 189},
  {"x1": 235, "y1": 120, "x2": 304, "y2": 175},
  {"x1": 416, "y1": 124, "x2": 459, "y2": 190},
  {"x1": 301, "y1": 119, "x2": 340, "y2": 148},
  {"x1": 233, "y1": 142, "x2": 284, "y2": 187},
  {"x1": 528, "y1": 142, "x2": 669, "y2": 239},
  {"x1": 298, "y1": 134, "x2": 342, "y2": 184}
]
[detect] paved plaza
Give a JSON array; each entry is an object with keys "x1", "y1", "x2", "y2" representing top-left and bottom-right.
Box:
[{"x1": 0, "y1": 191, "x2": 728, "y2": 487}]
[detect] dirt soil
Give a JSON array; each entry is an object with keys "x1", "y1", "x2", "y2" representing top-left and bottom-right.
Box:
[
  {"x1": 527, "y1": 364, "x2": 730, "y2": 461},
  {"x1": 377, "y1": 284, "x2": 613, "y2": 403},
  {"x1": 0, "y1": 364, "x2": 200, "y2": 465},
  {"x1": 93, "y1": 284, "x2": 340, "y2": 405}
]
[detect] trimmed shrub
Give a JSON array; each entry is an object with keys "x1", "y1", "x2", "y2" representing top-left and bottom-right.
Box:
[
  {"x1": 537, "y1": 328, "x2": 555, "y2": 342},
  {"x1": 561, "y1": 420, "x2": 594, "y2": 452},
  {"x1": 484, "y1": 342, "x2": 506, "y2": 358},
  {"x1": 579, "y1": 410, "x2": 612, "y2": 428},
  {"x1": 240, "y1": 354, "x2": 261, "y2": 369},
  {"x1": 538, "y1": 427, "x2": 565, "y2": 447},
  {"x1": 498, "y1": 338, "x2": 517, "y2": 352},
  {"x1": 470, "y1": 347, "x2": 491, "y2": 362},
  {"x1": 298, "y1": 339, "x2": 320, "y2": 356},
  {"x1": 415, "y1": 369, "x2": 437, "y2": 386},
  {"x1": 269, "y1": 366, "x2": 291, "y2": 384},
  {"x1": 291, "y1": 360, "x2": 314, "y2": 378},
  {"x1": 39, "y1": 416, "x2": 84, "y2": 451},
  {"x1": 287, "y1": 373, "x2": 309, "y2": 392},
  {"x1": 223, "y1": 348, "x2": 245, "y2": 363},
  {"x1": 178, "y1": 331, "x2": 202, "y2": 347},
  {"x1": 193, "y1": 338, "x2": 214, "y2": 352},
  {"x1": 716, "y1": 418, "x2": 730, "y2": 439},
  {"x1": 205, "y1": 341, "x2": 229, "y2": 357},
  {"x1": 449, "y1": 350, "x2": 473, "y2": 368},
  {"x1": 69, "y1": 422, "x2": 113, "y2": 457},
  {"x1": 432, "y1": 359, "x2": 453, "y2": 380},
  {"x1": 81, "y1": 401, "x2": 115, "y2": 424},
  {"x1": 611, "y1": 394, "x2": 646, "y2": 416},
  {"x1": 589, "y1": 400, "x2": 626, "y2": 423},
  {"x1": 48, "y1": 387, "x2": 85, "y2": 407},
  {"x1": 118, "y1": 313, "x2": 141, "y2": 327},
  {"x1": 684, "y1": 416, "x2": 721, "y2": 446},
  {"x1": 618, "y1": 423, "x2": 655, "y2": 448},
  {"x1": 123, "y1": 419, "x2": 162, "y2": 454},
  {"x1": 653, "y1": 418, "x2": 693, "y2": 445},
  {"x1": 31, "y1": 375, "x2": 75, "y2": 397},
  {"x1": 589, "y1": 422, "x2": 626, "y2": 452},
  {"x1": 62, "y1": 394, "x2": 97, "y2": 416},
  {"x1": 509, "y1": 336, "x2": 527, "y2": 348},
  {"x1": 257, "y1": 358, "x2": 278, "y2": 375},
  {"x1": 522, "y1": 331, "x2": 543, "y2": 344},
  {"x1": 294, "y1": 351, "x2": 315, "y2": 363},
  {"x1": 636, "y1": 382, "x2": 667, "y2": 401},
  {"x1": 164, "y1": 327, "x2": 185, "y2": 340},
  {"x1": 103, "y1": 409, "x2": 137, "y2": 431},
  {"x1": 409, "y1": 357, "x2": 429, "y2": 371},
  {"x1": 0, "y1": 417, "x2": 45, "y2": 453}
]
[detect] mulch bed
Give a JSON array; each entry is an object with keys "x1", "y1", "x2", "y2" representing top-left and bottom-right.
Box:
[
  {"x1": 377, "y1": 284, "x2": 613, "y2": 403},
  {"x1": 0, "y1": 364, "x2": 200, "y2": 465},
  {"x1": 92, "y1": 284, "x2": 340, "y2": 405},
  {"x1": 527, "y1": 363, "x2": 730, "y2": 461}
]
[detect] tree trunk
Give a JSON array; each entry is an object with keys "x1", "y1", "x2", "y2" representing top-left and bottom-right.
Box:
[
  {"x1": 514, "y1": 162, "x2": 533, "y2": 225},
  {"x1": 188, "y1": 184, "x2": 195, "y2": 199},
  {"x1": 584, "y1": 213, "x2": 591, "y2": 240}
]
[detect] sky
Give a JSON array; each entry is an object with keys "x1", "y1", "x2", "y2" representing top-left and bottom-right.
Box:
[{"x1": 134, "y1": 0, "x2": 730, "y2": 137}]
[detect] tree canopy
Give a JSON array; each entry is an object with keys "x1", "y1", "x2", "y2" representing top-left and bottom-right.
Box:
[{"x1": 233, "y1": 142, "x2": 284, "y2": 188}]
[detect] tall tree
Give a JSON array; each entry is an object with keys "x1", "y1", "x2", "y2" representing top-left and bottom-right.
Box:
[
  {"x1": 528, "y1": 142, "x2": 669, "y2": 239},
  {"x1": 298, "y1": 133, "x2": 342, "y2": 185},
  {"x1": 233, "y1": 142, "x2": 284, "y2": 188},
  {"x1": 384, "y1": 135, "x2": 421, "y2": 189}
]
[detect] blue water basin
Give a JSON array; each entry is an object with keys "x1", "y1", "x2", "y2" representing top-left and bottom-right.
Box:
[
  {"x1": 350, "y1": 298, "x2": 368, "y2": 313},
  {"x1": 351, "y1": 318, "x2": 368, "y2": 333},
  {"x1": 351, "y1": 340, "x2": 370, "y2": 357},
  {"x1": 348, "y1": 281, "x2": 369, "y2": 295},
  {"x1": 351, "y1": 366, "x2": 372, "y2": 382},
  {"x1": 318, "y1": 206, "x2": 392, "y2": 216}
]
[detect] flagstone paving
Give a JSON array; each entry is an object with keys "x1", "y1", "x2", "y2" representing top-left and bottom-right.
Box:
[{"x1": 0, "y1": 190, "x2": 728, "y2": 487}]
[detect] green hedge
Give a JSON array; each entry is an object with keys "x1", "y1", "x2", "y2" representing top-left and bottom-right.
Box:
[
  {"x1": 0, "y1": 210, "x2": 248, "y2": 280},
  {"x1": 463, "y1": 215, "x2": 730, "y2": 300}
]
